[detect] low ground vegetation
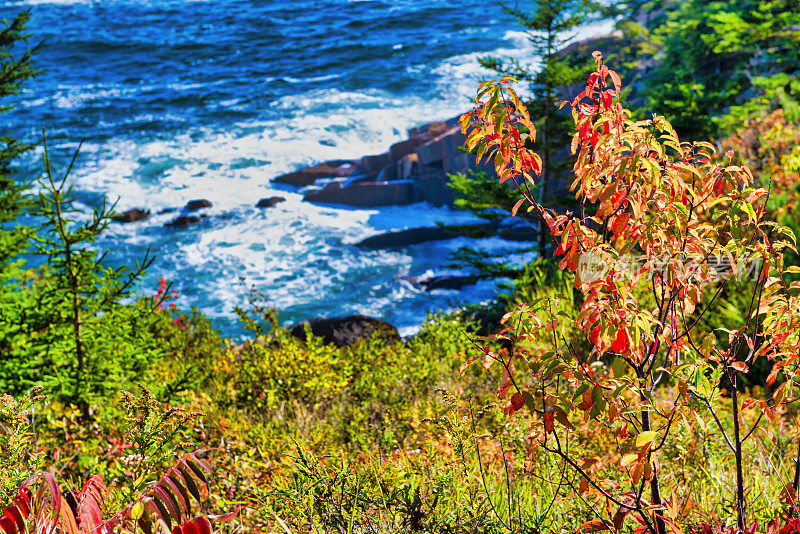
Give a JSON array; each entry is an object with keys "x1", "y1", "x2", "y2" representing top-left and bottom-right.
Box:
[{"x1": 2, "y1": 1, "x2": 800, "y2": 533}]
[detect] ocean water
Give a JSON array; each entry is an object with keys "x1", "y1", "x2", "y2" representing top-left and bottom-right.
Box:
[{"x1": 3, "y1": 0, "x2": 612, "y2": 336}]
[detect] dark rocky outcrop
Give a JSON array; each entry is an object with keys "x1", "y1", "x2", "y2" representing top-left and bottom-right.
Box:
[
  {"x1": 111, "y1": 208, "x2": 150, "y2": 223},
  {"x1": 278, "y1": 117, "x2": 489, "y2": 208},
  {"x1": 256, "y1": 196, "x2": 286, "y2": 208},
  {"x1": 355, "y1": 223, "x2": 494, "y2": 248},
  {"x1": 272, "y1": 160, "x2": 358, "y2": 187},
  {"x1": 389, "y1": 135, "x2": 425, "y2": 161},
  {"x1": 379, "y1": 153, "x2": 418, "y2": 181},
  {"x1": 414, "y1": 125, "x2": 497, "y2": 206},
  {"x1": 303, "y1": 181, "x2": 418, "y2": 207},
  {"x1": 498, "y1": 223, "x2": 539, "y2": 242},
  {"x1": 289, "y1": 315, "x2": 400, "y2": 347},
  {"x1": 185, "y1": 199, "x2": 213, "y2": 211},
  {"x1": 164, "y1": 214, "x2": 206, "y2": 228},
  {"x1": 419, "y1": 275, "x2": 481, "y2": 291},
  {"x1": 158, "y1": 207, "x2": 177, "y2": 215},
  {"x1": 360, "y1": 153, "x2": 393, "y2": 177}
]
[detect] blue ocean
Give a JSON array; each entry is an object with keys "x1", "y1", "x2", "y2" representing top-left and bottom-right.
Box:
[{"x1": 3, "y1": 0, "x2": 611, "y2": 336}]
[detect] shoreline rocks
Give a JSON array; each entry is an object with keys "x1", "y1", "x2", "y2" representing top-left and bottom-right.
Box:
[
  {"x1": 273, "y1": 115, "x2": 496, "y2": 208},
  {"x1": 164, "y1": 214, "x2": 206, "y2": 228},
  {"x1": 256, "y1": 196, "x2": 286, "y2": 208},
  {"x1": 419, "y1": 275, "x2": 481, "y2": 291},
  {"x1": 289, "y1": 315, "x2": 401, "y2": 347},
  {"x1": 303, "y1": 180, "x2": 419, "y2": 207},
  {"x1": 355, "y1": 223, "x2": 494, "y2": 248},
  {"x1": 111, "y1": 208, "x2": 150, "y2": 223},
  {"x1": 185, "y1": 199, "x2": 213, "y2": 211},
  {"x1": 273, "y1": 160, "x2": 358, "y2": 187}
]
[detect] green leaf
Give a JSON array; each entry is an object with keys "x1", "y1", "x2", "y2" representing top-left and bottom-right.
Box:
[{"x1": 612, "y1": 356, "x2": 625, "y2": 377}]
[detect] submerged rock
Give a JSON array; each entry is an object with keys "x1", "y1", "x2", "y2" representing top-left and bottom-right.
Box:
[
  {"x1": 164, "y1": 214, "x2": 206, "y2": 228},
  {"x1": 289, "y1": 315, "x2": 400, "y2": 347},
  {"x1": 185, "y1": 199, "x2": 213, "y2": 211},
  {"x1": 111, "y1": 208, "x2": 150, "y2": 223},
  {"x1": 256, "y1": 196, "x2": 286, "y2": 208}
]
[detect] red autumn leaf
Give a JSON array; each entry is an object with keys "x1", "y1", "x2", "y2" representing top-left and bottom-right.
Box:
[
  {"x1": 579, "y1": 476, "x2": 590, "y2": 495},
  {"x1": 619, "y1": 422, "x2": 629, "y2": 438},
  {"x1": 601, "y1": 92, "x2": 613, "y2": 110},
  {"x1": 544, "y1": 409, "x2": 555, "y2": 433},
  {"x1": 610, "y1": 328, "x2": 629, "y2": 354},
  {"x1": 609, "y1": 70, "x2": 622, "y2": 93},
  {"x1": 741, "y1": 398, "x2": 757, "y2": 411},
  {"x1": 577, "y1": 390, "x2": 594, "y2": 411},
  {"x1": 590, "y1": 324, "x2": 600, "y2": 346},
  {"x1": 511, "y1": 198, "x2": 525, "y2": 217},
  {"x1": 611, "y1": 212, "x2": 629, "y2": 238},
  {"x1": 0, "y1": 515, "x2": 16, "y2": 534},
  {"x1": 510, "y1": 392, "x2": 525, "y2": 412}
]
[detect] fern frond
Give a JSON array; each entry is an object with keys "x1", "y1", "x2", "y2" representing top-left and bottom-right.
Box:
[{"x1": 1, "y1": 449, "x2": 234, "y2": 534}]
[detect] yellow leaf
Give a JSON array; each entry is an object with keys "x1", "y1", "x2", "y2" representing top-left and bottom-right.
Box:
[
  {"x1": 635, "y1": 430, "x2": 657, "y2": 448},
  {"x1": 730, "y1": 361, "x2": 748, "y2": 373},
  {"x1": 511, "y1": 199, "x2": 525, "y2": 217},
  {"x1": 620, "y1": 453, "x2": 638, "y2": 467},
  {"x1": 130, "y1": 503, "x2": 145, "y2": 521}
]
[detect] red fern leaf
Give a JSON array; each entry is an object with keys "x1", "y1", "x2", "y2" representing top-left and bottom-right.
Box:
[
  {"x1": 174, "y1": 466, "x2": 203, "y2": 502},
  {"x1": 153, "y1": 485, "x2": 182, "y2": 524},
  {"x1": 14, "y1": 488, "x2": 31, "y2": 517},
  {"x1": 0, "y1": 486, "x2": 33, "y2": 534},
  {"x1": 161, "y1": 475, "x2": 190, "y2": 516},
  {"x1": 101, "y1": 450, "x2": 216, "y2": 534},
  {"x1": 4, "y1": 506, "x2": 24, "y2": 533},
  {"x1": 77, "y1": 475, "x2": 107, "y2": 533},
  {"x1": 182, "y1": 454, "x2": 211, "y2": 485},
  {"x1": 147, "y1": 496, "x2": 173, "y2": 531},
  {"x1": 0, "y1": 515, "x2": 17, "y2": 534},
  {"x1": 22, "y1": 472, "x2": 63, "y2": 529}
]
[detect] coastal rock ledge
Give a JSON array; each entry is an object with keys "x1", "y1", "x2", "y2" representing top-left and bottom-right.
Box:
[{"x1": 272, "y1": 116, "x2": 498, "y2": 208}]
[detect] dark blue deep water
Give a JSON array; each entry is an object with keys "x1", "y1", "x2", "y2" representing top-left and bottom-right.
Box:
[{"x1": 3, "y1": 0, "x2": 611, "y2": 336}]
